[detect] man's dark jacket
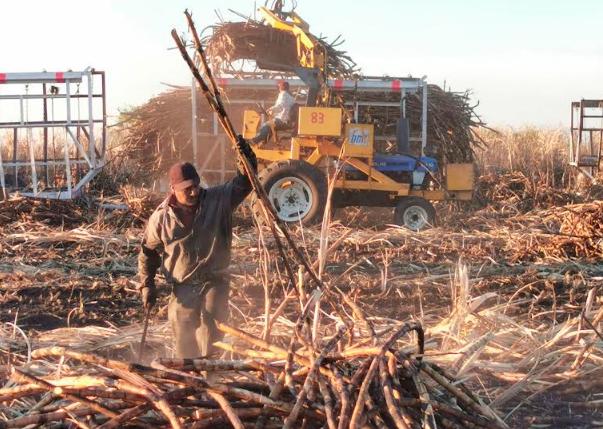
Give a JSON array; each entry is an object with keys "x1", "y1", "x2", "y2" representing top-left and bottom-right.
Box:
[{"x1": 138, "y1": 173, "x2": 252, "y2": 286}]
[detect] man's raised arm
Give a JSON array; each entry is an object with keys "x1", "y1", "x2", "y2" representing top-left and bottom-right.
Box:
[{"x1": 229, "y1": 136, "x2": 258, "y2": 208}]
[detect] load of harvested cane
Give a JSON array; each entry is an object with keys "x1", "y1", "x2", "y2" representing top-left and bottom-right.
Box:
[
  {"x1": 115, "y1": 85, "x2": 487, "y2": 182},
  {"x1": 335, "y1": 84, "x2": 487, "y2": 162},
  {"x1": 114, "y1": 88, "x2": 195, "y2": 184},
  {"x1": 413, "y1": 85, "x2": 487, "y2": 162},
  {"x1": 1, "y1": 319, "x2": 504, "y2": 429},
  {"x1": 203, "y1": 21, "x2": 358, "y2": 79}
]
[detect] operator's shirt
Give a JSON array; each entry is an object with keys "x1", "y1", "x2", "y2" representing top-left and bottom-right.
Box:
[
  {"x1": 138, "y1": 172, "x2": 252, "y2": 286},
  {"x1": 270, "y1": 90, "x2": 296, "y2": 123}
]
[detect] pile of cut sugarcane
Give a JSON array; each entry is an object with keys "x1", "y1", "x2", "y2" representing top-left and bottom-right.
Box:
[
  {"x1": 0, "y1": 319, "x2": 504, "y2": 429},
  {"x1": 204, "y1": 21, "x2": 358, "y2": 79}
]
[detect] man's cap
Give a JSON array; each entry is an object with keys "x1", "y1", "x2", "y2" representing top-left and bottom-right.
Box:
[{"x1": 169, "y1": 162, "x2": 200, "y2": 190}]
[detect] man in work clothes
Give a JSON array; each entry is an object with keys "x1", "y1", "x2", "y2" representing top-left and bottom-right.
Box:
[
  {"x1": 138, "y1": 138, "x2": 257, "y2": 358},
  {"x1": 252, "y1": 80, "x2": 296, "y2": 145}
]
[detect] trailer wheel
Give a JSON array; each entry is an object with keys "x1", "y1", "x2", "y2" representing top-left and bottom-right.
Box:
[
  {"x1": 253, "y1": 160, "x2": 327, "y2": 225},
  {"x1": 393, "y1": 197, "x2": 436, "y2": 231}
]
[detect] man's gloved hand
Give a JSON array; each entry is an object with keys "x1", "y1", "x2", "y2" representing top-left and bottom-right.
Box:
[
  {"x1": 236, "y1": 135, "x2": 258, "y2": 173},
  {"x1": 140, "y1": 279, "x2": 157, "y2": 310}
]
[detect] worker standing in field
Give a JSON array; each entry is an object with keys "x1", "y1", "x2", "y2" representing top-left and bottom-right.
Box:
[
  {"x1": 251, "y1": 80, "x2": 296, "y2": 145},
  {"x1": 137, "y1": 137, "x2": 257, "y2": 358}
]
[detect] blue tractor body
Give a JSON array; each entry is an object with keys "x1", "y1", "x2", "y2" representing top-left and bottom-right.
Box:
[{"x1": 345, "y1": 154, "x2": 438, "y2": 187}]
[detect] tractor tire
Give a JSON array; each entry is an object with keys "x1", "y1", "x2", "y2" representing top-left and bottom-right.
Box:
[
  {"x1": 393, "y1": 197, "x2": 436, "y2": 231},
  {"x1": 253, "y1": 160, "x2": 328, "y2": 226}
]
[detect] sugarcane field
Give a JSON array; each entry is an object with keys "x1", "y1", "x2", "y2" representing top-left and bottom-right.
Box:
[{"x1": 1, "y1": 1, "x2": 602, "y2": 428}]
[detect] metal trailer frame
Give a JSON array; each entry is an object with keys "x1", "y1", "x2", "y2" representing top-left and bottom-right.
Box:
[
  {"x1": 0, "y1": 68, "x2": 106, "y2": 199},
  {"x1": 191, "y1": 76, "x2": 428, "y2": 182},
  {"x1": 570, "y1": 99, "x2": 603, "y2": 181}
]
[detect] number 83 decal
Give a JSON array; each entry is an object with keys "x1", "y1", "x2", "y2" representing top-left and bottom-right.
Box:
[{"x1": 310, "y1": 112, "x2": 325, "y2": 124}]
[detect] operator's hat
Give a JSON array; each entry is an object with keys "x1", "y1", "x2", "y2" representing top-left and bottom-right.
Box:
[{"x1": 169, "y1": 162, "x2": 200, "y2": 191}]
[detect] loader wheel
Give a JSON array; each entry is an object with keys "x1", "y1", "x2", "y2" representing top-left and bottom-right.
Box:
[
  {"x1": 253, "y1": 160, "x2": 327, "y2": 225},
  {"x1": 393, "y1": 197, "x2": 436, "y2": 231}
]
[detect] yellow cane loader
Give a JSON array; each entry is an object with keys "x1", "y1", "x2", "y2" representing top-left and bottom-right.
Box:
[{"x1": 235, "y1": 6, "x2": 474, "y2": 230}]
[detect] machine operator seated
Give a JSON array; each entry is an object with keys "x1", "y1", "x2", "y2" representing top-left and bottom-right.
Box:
[{"x1": 251, "y1": 81, "x2": 296, "y2": 145}]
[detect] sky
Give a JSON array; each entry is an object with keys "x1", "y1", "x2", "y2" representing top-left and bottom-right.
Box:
[{"x1": 1, "y1": 0, "x2": 602, "y2": 128}]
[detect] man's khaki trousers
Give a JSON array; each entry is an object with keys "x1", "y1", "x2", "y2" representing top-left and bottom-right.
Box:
[{"x1": 168, "y1": 278, "x2": 229, "y2": 358}]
